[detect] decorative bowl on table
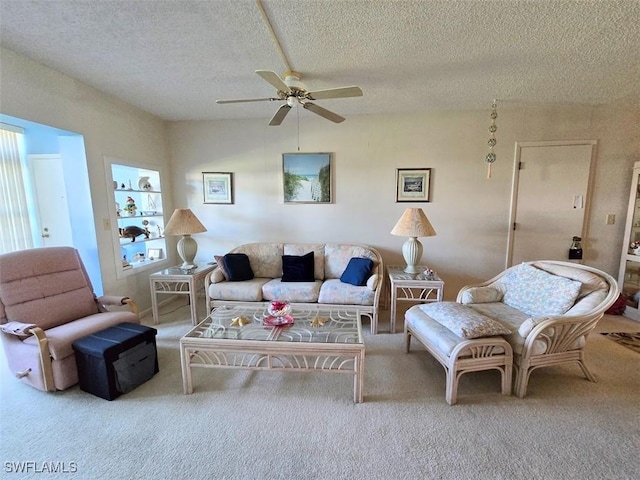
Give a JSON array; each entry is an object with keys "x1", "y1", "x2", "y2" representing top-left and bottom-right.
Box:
[{"x1": 264, "y1": 301, "x2": 294, "y2": 326}]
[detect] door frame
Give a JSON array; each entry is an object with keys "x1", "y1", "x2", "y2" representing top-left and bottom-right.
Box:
[{"x1": 506, "y1": 139, "x2": 598, "y2": 269}]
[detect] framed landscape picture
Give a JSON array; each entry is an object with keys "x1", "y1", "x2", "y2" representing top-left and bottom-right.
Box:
[
  {"x1": 396, "y1": 168, "x2": 431, "y2": 202},
  {"x1": 282, "y1": 153, "x2": 332, "y2": 204},
  {"x1": 203, "y1": 172, "x2": 233, "y2": 204}
]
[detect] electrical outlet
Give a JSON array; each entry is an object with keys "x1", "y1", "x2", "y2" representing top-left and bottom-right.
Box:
[
  {"x1": 103, "y1": 218, "x2": 111, "y2": 230},
  {"x1": 606, "y1": 214, "x2": 615, "y2": 225}
]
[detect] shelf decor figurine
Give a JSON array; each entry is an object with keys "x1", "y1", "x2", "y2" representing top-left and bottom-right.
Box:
[
  {"x1": 119, "y1": 226, "x2": 150, "y2": 242},
  {"x1": 123, "y1": 196, "x2": 137, "y2": 216}
]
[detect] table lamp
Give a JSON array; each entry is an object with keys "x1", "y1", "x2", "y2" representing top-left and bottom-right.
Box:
[
  {"x1": 390, "y1": 208, "x2": 436, "y2": 273},
  {"x1": 163, "y1": 208, "x2": 207, "y2": 269}
]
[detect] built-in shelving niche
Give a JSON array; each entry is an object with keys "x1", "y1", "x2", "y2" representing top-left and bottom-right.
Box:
[{"x1": 104, "y1": 156, "x2": 170, "y2": 278}]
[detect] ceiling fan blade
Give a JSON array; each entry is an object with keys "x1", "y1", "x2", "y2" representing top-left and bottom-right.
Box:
[
  {"x1": 256, "y1": 70, "x2": 291, "y2": 94},
  {"x1": 269, "y1": 104, "x2": 292, "y2": 126},
  {"x1": 303, "y1": 102, "x2": 345, "y2": 123},
  {"x1": 307, "y1": 86, "x2": 363, "y2": 100},
  {"x1": 216, "y1": 97, "x2": 279, "y2": 104}
]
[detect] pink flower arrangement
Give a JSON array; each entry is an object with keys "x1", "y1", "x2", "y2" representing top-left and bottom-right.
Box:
[{"x1": 268, "y1": 300, "x2": 291, "y2": 317}]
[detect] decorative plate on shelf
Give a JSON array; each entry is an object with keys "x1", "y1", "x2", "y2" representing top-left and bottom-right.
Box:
[
  {"x1": 263, "y1": 315, "x2": 295, "y2": 326},
  {"x1": 138, "y1": 176, "x2": 152, "y2": 191}
]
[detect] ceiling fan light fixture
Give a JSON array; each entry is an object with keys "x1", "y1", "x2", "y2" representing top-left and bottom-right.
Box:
[
  {"x1": 283, "y1": 71, "x2": 304, "y2": 90},
  {"x1": 286, "y1": 96, "x2": 297, "y2": 107}
]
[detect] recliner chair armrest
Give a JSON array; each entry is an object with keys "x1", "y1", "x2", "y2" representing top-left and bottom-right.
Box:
[
  {"x1": 97, "y1": 296, "x2": 139, "y2": 315},
  {"x1": 0, "y1": 322, "x2": 55, "y2": 390},
  {"x1": 0, "y1": 321, "x2": 38, "y2": 338}
]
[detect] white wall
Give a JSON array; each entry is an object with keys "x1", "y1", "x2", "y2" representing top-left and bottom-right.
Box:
[
  {"x1": 0, "y1": 48, "x2": 172, "y2": 309},
  {"x1": 2, "y1": 46, "x2": 638, "y2": 309},
  {"x1": 169, "y1": 102, "x2": 639, "y2": 300}
]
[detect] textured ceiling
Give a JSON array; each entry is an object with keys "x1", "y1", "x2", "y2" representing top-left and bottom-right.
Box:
[{"x1": 1, "y1": 0, "x2": 639, "y2": 122}]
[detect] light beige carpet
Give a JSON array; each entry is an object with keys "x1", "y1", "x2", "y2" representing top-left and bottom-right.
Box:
[{"x1": 1, "y1": 302, "x2": 639, "y2": 480}]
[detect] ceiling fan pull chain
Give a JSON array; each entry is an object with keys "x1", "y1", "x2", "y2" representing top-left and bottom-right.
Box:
[{"x1": 297, "y1": 104, "x2": 300, "y2": 151}]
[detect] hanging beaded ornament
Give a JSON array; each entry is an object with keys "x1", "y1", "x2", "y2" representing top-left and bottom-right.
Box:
[{"x1": 485, "y1": 100, "x2": 497, "y2": 179}]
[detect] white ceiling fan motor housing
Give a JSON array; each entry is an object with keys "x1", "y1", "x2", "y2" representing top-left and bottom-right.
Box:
[{"x1": 284, "y1": 72, "x2": 306, "y2": 92}]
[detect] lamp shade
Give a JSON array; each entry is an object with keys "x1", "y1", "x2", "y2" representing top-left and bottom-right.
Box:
[
  {"x1": 164, "y1": 209, "x2": 207, "y2": 236},
  {"x1": 390, "y1": 208, "x2": 436, "y2": 238}
]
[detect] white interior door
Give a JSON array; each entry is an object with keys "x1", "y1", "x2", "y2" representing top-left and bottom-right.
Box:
[
  {"x1": 507, "y1": 141, "x2": 596, "y2": 267},
  {"x1": 28, "y1": 154, "x2": 74, "y2": 247}
]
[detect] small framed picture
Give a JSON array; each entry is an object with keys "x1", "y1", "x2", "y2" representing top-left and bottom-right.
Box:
[
  {"x1": 147, "y1": 248, "x2": 163, "y2": 260},
  {"x1": 282, "y1": 153, "x2": 332, "y2": 204},
  {"x1": 396, "y1": 168, "x2": 431, "y2": 202},
  {"x1": 203, "y1": 172, "x2": 233, "y2": 204}
]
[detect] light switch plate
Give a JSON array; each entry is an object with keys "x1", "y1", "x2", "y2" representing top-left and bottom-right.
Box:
[{"x1": 606, "y1": 214, "x2": 615, "y2": 225}]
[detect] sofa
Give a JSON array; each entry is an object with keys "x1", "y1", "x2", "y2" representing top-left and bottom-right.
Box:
[
  {"x1": 205, "y1": 243, "x2": 384, "y2": 333},
  {"x1": 405, "y1": 261, "x2": 619, "y2": 402}
]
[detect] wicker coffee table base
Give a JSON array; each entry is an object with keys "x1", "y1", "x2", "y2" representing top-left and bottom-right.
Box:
[{"x1": 180, "y1": 306, "x2": 366, "y2": 403}]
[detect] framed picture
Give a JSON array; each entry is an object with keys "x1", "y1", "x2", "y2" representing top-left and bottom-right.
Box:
[
  {"x1": 203, "y1": 172, "x2": 233, "y2": 204},
  {"x1": 147, "y1": 248, "x2": 163, "y2": 260},
  {"x1": 395, "y1": 168, "x2": 431, "y2": 202},
  {"x1": 282, "y1": 153, "x2": 333, "y2": 204}
]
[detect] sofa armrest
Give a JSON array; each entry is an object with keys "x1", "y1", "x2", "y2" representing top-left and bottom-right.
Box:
[
  {"x1": 517, "y1": 314, "x2": 599, "y2": 362},
  {"x1": 0, "y1": 321, "x2": 38, "y2": 338},
  {"x1": 205, "y1": 268, "x2": 225, "y2": 287},
  {"x1": 518, "y1": 316, "x2": 553, "y2": 338},
  {"x1": 211, "y1": 268, "x2": 226, "y2": 284},
  {"x1": 97, "y1": 295, "x2": 139, "y2": 315},
  {"x1": 366, "y1": 273, "x2": 379, "y2": 291},
  {"x1": 458, "y1": 286, "x2": 503, "y2": 304}
]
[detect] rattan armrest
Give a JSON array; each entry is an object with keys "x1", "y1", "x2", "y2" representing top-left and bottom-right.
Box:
[{"x1": 29, "y1": 327, "x2": 56, "y2": 391}]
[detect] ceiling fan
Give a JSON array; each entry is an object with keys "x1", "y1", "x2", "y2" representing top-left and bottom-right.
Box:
[{"x1": 216, "y1": 70, "x2": 363, "y2": 126}]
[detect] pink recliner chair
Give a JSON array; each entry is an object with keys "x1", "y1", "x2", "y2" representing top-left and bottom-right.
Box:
[{"x1": 0, "y1": 247, "x2": 139, "y2": 391}]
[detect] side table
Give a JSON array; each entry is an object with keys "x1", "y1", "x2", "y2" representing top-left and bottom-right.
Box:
[
  {"x1": 149, "y1": 262, "x2": 216, "y2": 325},
  {"x1": 387, "y1": 265, "x2": 444, "y2": 333}
]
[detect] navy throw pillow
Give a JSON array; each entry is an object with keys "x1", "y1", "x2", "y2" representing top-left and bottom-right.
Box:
[
  {"x1": 282, "y1": 251, "x2": 315, "y2": 282},
  {"x1": 340, "y1": 257, "x2": 373, "y2": 286},
  {"x1": 222, "y1": 253, "x2": 254, "y2": 281}
]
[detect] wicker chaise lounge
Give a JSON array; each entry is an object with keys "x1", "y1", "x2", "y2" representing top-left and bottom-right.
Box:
[{"x1": 406, "y1": 261, "x2": 619, "y2": 403}]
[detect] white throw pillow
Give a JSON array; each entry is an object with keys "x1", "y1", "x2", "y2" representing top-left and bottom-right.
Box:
[
  {"x1": 502, "y1": 264, "x2": 581, "y2": 317},
  {"x1": 419, "y1": 302, "x2": 511, "y2": 339}
]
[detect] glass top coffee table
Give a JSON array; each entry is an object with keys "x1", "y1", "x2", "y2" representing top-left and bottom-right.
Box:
[{"x1": 180, "y1": 305, "x2": 365, "y2": 403}]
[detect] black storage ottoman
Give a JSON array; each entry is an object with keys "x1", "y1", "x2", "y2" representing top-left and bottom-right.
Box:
[{"x1": 72, "y1": 322, "x2": 159, "y2": 400}]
